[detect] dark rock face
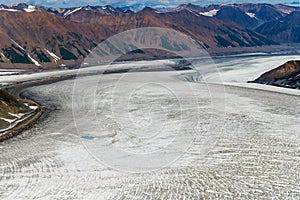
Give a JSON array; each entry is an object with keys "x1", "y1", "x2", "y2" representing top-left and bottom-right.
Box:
[
  {"x1": 239, "y1": 3, "x2": 285, "y2": 21},
  {"x1": 250, "y1": 60, "x2": 300, "y2": 89},
  {"x1": 215, "y1": 7, "x2": 258, "y2": 29},
  {"x1": 255, "y1": 11, "x2": 300, "y2": 43}
]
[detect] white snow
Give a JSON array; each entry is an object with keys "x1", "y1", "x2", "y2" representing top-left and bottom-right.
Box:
[
  {"x1": 278, "y1": 8, "x2": 294, "y2": 14},
  {"x1": 29, "y1": 105, "x2": 38, "y2": 110},
  {"x1": 246, "y1": 12, "x2": 256, "y2": 18},
  {"x1": 0, "y1": 8, "x2": 18, "y2": 12},
  {"x1": 63, "y1": 10, "x2": 71, "y2": 17},
  {"x1": 24, "y1": 103, "x2": 38, "y2": 110},
  {"x1": 8, "y1": 112, "x2": 24, "y2": 118},
  {"x1": 10, "y1": 39, "x2": 24, "y2": 51},
  {"x1": 63, "y1": 7, "x2": 82, "y2": 18},
  {"x1": 200, "y1": 9, "x2": 219, "y2": 17},
  {"x1": 8, "y1": 39, "x2": 41, "y2": 66},
  {"x1": 0, "y1": 72, "x2": 19, "y2": 75},
  {"x1": 27, "y1": 54, "x2": 41, "y2": 67},
  {"x1": 0, "y1": 117, "x2": 16, "y2": 123},
  {"x1": 0, "y1": 55, "x2": 299, "y2": 198},
  {"x1": 0, "y1": 52, "x2": 6, "y2": 59},
  {"x1": 24, "y1": 5, "x2": 36, "y2": 12},
  {"x1": 45, "y1": 49, "x2": 60, "y2": 62},
  {"x1": 285, "y1": 3, "x2": 300, "y2": 7}
]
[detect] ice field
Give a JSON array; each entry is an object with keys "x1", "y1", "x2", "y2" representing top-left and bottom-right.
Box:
[{"x1": 0, "y1": 54, "x2": 300, "y2": 199}]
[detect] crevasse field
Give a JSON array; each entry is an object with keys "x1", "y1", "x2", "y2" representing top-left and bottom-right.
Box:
[{"x1": 0, "y1": 54, "x2": 299, "y2": 199}]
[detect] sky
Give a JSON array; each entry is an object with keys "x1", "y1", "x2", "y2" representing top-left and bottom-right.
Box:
[{"x1": 0, "y1": 0, "x2": 299, "y2": 8}]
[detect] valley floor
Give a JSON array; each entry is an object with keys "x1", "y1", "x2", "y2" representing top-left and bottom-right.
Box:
[{"x1": 0, "y1": 55, "x2": 299, "y2": 199}]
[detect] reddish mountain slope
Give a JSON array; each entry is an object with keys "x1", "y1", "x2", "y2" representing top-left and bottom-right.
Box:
[
  {"x1": 0, "y1": 6, "x2": 277, "y2": 69},
  {"x1": 0, "y1": 11, "x2": 112, "y2": 69},
  {"x1": 65, "y1": 7, "x2": 276, "y2": 48}
]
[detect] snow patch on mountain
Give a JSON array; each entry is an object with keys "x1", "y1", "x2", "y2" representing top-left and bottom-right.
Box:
[
  {"x1": 28, "y1": 54, "x2": 41, "y2": 66},
  {"x1": 24, "y1": 5, "x2": 36, "y2": 12},
  {"x1": 0, "y1": 8, "x2": 18, "y2": 12},
  {"x1": 45, "y1": 49, "x2": 60, "y2": 62},
  {"x1": 246, "y1": 12, "x2": 256, "y2": 18},
  {"x1": 10, "y1": 39, "x2": 24, "y2": 50},
  {"x1": 9, "y1": 112, "x2": 24, "y2": 118},
  {"x1": 0, "y1": 52, "x2": 6, "y2": 59},
  {"x1": 277, "y1": 8, "x2": 294, "y2": 14},
  {"x1": 0, "y1": 117, "x2": 16, "y2": 123},
  {"x1": 63, "y1": 7, "x2": 82, "y2": 18},
  {"x1": 200, "y1": 9, "x2": 219, "y2": 17}
]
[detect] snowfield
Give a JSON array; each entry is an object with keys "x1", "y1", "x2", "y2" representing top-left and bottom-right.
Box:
[
  {"x1": 200, "y1": 9, "x2": 219, "y2": 17},
  {"x1": 0, "y1": 54, "x2": 299, "y2": 199}
]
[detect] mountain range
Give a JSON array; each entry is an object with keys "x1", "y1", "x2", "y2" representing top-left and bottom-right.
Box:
[{"x1": 0, "y1": 3, "x2": 299, "y2": 69}]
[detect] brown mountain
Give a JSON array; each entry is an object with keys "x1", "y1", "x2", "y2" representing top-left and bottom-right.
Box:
[
  {"x1": 255, "y1": 11, "x2": 300, "y2": 43},
  {"x1": 64, "y1": 7, "x2": 277, "y2": 48},
  {"x1": 0, "y1": 11, "x2": 113, "y2": 69},
  {"x1": 0, "y1": 6, "x2": 277, "y2": 69},
  {"x1": 250, "y1": 60, "x2": 300, "y2": 89},
  {"x1": 214, "y1": 6, "x2": 258, "y2": 29}
]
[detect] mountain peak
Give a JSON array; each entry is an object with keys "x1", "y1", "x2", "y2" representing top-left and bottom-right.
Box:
[{"x1": 141, "y1": 6, "x2": 157, "y2": 12}]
